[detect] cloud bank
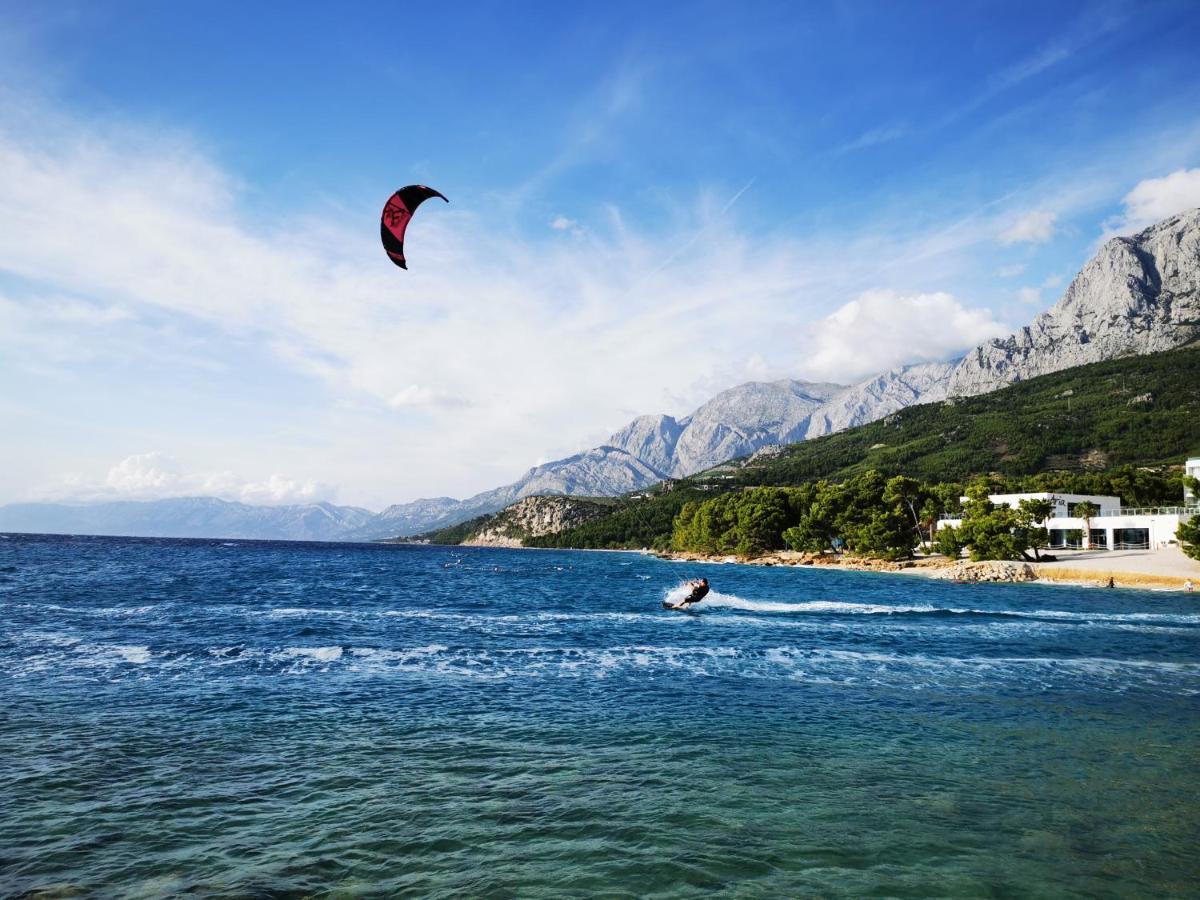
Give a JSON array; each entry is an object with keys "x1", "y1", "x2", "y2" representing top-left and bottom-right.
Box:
[
  {"x1": 1118, "y1": 168, "x2": 1200, "y2": 232},
  {"x1": 797, "y1": 291, "x2": 1009, "y2": 384},
  {"x1": 999, "y1": 210, "x2": 1057, "y2": 245},
  {"x1": 48, "y1": 453, "x2": 336, "y2": 505}
]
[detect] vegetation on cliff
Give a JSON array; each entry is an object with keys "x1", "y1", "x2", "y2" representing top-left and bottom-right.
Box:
[{"x1": 732, "y1": 347, "x2": 1200, "y2": 487}]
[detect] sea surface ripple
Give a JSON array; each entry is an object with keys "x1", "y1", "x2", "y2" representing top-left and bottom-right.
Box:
[{"x1": 2, "y1": 534, "x2": 1198, "y2": 897}]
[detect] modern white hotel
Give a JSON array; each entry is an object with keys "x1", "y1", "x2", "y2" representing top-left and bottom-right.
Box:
[{"x1": 937, "y1": 458, "x2": 1200, "y2": 551}]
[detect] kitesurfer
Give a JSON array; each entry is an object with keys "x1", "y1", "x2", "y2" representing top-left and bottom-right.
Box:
[{"x1": 679, "y1": 577, "x2": 710, "y2": 607}]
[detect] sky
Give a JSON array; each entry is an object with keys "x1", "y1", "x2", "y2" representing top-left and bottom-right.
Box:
[{"x1": 3, "y1": 0, "x2": 1200, "y2": 511}]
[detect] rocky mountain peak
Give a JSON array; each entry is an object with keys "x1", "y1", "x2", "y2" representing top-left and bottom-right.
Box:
[{"x1": 945, "y1": 207, "x2": 1200, "y2": 396}]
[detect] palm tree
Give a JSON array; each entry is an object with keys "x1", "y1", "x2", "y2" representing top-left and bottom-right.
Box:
[{"x1": 1075, "y1": 501, "x2": 1100, "y2": 550}]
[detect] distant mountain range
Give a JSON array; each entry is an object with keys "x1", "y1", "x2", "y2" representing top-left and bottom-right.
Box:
[
  {"x1": 0, "y1": 497, "x2": 374, "y2": 542},
  {"x1": 3, "y1": 208, "x2": 1197, "y2": 541}
]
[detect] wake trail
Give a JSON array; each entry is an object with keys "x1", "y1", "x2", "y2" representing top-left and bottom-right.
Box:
[{"x1": 662, "y1": 585, "x2": 1200, "y2": 624}]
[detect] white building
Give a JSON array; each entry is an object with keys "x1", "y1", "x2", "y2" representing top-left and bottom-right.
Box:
[{"x1": 937, "y1": 491, "x2": 1197, "y2": 551}]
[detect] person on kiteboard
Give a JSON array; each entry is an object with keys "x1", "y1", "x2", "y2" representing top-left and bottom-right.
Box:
[{"x1": 679, "y1": 577, "x2": 709, "y2": 607}]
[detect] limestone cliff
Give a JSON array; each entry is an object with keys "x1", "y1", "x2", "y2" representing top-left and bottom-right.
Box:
[
  {"x1": 463, "y1": 496, "x2": 612, "y2": 548},
  {"x1": 945, "y1": 209, "x2": 1200, "y2": 396}
]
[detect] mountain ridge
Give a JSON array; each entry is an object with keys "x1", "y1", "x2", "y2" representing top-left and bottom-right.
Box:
[{"x1": 0, "y1": 497, "x2": 375, "y2": 542}]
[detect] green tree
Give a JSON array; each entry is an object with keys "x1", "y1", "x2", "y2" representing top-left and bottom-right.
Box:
[
  {"x1": 783, "y1": 481, "x2": 840, "y2": 553},
  {"x1": 733, "y1": 487, "x2": 792, "y2": 556},
  {"x1": 933, "y1": 524, "x2": 964, "y2": 559},
  {"x1": 672, "y1": 501, "x2": 702, "y2": 551},
  {"x1": 1184, "y1": 475, "x2": 1200, "y2": 503},
  {"x1": 835, "y1": 471, "x2": 918, "y2": 560},
  {"x1": 957, "y1": 480, "x2": 1025, "y2": 561},
  {"x1": 672, "y1": 487, "x2": 809, "y2": 557},
  {"x1": 1015, "y1": 498, "x2": 1053, "y2": 561},
  {"x1": 1176, "y1": 515, "x2": 1200, "y2": 562},
  {"x1": 884, "y1": 475, "x2": 935, "y2": 550}
]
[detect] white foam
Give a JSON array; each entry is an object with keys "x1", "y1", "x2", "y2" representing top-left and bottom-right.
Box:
[
  {"x1": 283, "y1": 646, "x2": 343, "y2": 662},
  {"x1": 113, "y1": 645, "x2": 151, "y2": 664},
  {"x1": 269, "y1": 607, "x2": 355, "y2": 618},
  {"x1": 661, "y1": 585, "x2": 1200, "y2": 625},
  {"x1": 710, "y1": 595, "x2": 942, "y2": 615},
  {"x1": 92, "y1": 605, "x2": 159, "y2": 617},
  {"x1": 347, "y1": 644, "x2": 448, "y2": 662}
]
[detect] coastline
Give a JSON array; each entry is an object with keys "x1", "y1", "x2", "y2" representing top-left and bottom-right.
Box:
[{"x1": 655, "y1": 546, "x2": 1200, "y2": 591}]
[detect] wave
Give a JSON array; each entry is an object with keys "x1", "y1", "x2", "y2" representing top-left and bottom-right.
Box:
[
  {"x1": 112, "y1": 645, "x2": 151, "y2": 664},
  {"x1": 705, "y1": 594, "x2": 942, "y2": 615},
  {"x1": 7, "y1": 638, "x2": 1197, "y2": 695},
  {"x1": 282, "y1": 646, "x2": 343, "y2": 662},
  {"x1": 663, "y1": 587, "x2": 1200, "y2": 626}
]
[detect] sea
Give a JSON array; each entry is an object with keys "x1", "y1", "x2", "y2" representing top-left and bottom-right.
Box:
[{"x1": 2, "y1": 533, "x2": 1198, "y2": 897}]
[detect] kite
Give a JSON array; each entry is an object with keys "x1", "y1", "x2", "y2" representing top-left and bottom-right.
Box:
[{"x1": 380, "y1": 185, "x2": 448, "y2": 269}]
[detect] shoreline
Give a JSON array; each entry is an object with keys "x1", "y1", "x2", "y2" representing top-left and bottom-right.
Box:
[{"x1": 655, "y1": 547, "x2": 1200, "y2": 592}]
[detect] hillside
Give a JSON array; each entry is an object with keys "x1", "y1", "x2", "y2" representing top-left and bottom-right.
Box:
[
  {"x1": 460, "y1": 496, "x2": 616, "y2": 547},
  {"x1": 737, "y1": 345, "x2": 1200, "y2": 486},
  {"x1": 521, "y1": 347, "x2": 1200, "y2": 550}
]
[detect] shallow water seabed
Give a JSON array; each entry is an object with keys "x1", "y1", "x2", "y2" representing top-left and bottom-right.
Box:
[{"x1": 1, "y1": 534, "x2": 1198, "y2": 897}]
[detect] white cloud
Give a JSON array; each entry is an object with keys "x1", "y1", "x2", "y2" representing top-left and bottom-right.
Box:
[
  {"x1": 0, "y1": 90, "x2": 1120, "y2": 507},
  {"x1": 233, "y1": 473, "x2": 333, "y2": 505},
  {"x1": 1116, "y1": 167, "x2": 1200, "y2": 232},
  {"x1": 550, "y1": 215, "x2": 576, "y2": 230},
  {"x1": 995, "y1": 263, "x2": 1027, "y2": 278},
  {"x1": 105, "y1": 452, "x2": 181, "y2": 493},
  {"x1": 798, "y1": 290, "x2": 1009, "y2": 383},
  {"x1": 49, "y1": 452, "x2": 337, "y2": 505},
  {"x1": 1015, "y1": 273, "x2": 1067, "y2": 307},
  {"x1": 999, "y1": 209, "x2": 1057, "y2": 245}
]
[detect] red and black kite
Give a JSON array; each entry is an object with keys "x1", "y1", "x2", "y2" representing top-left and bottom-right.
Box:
[{"x1": 380, "y1": 185, "x2": 448, "y2": 269}]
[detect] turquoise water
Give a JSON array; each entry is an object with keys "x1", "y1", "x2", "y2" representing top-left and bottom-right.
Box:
[{"x1": 2, "y1": 534, "x2": 1198, "y2": 897}]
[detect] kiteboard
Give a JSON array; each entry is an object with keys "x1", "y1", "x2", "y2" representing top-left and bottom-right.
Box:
[{"x1": 663, "y1": 600, "x2": 700, "y2": 612}]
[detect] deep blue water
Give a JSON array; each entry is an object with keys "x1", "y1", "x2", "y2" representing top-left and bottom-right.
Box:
[{"x1": 2, "y1": 533, "x2": 1199, "y2": 897}]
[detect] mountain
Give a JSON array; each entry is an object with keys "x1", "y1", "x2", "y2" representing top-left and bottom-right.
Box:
[
  {"x1": 945, "y1": 208, "x2": 1200, "y2": 396},
  {"x1": 345, "y1": 445, "x2": 668, "y2": 540},
  {"x1": 800, "y1": 361, "x2": 956, "y2": 439},
  {"x1": 608, "y1": 380, "x2": 844, "y2": 477},
  {"x1": 343, "y1": 496, "x2": 468, "y2": 540},
  {"x1": 0, "y1": 497, "x2": 374, "y2": 541},
  {"x1": 349, "y1": 381, "x2": 842, "y2": 539},
  {"x1": 519, "y1": 346, "x2": 1200, "y2": 551}
]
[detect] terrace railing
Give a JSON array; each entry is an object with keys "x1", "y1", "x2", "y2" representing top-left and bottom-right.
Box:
[
  {"x1": 1097, "y1": 506, "x2": 1200, "y2": 518},
  {"x1": 939, "y1": 506, "x2": 1199, "y2": 521}
]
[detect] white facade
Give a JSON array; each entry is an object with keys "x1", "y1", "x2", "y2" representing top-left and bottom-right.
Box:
[
  {"x1": 937, "y1": 491, "x2": 1197, "y2": 551},
  {"x1": 964, "y1": 493, "x2": 1121, "y2": 518}
]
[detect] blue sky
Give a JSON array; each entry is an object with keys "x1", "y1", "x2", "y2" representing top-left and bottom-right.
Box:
[{"x1": 3, "y1": 1, "x2": 1200, "y2": 508}]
